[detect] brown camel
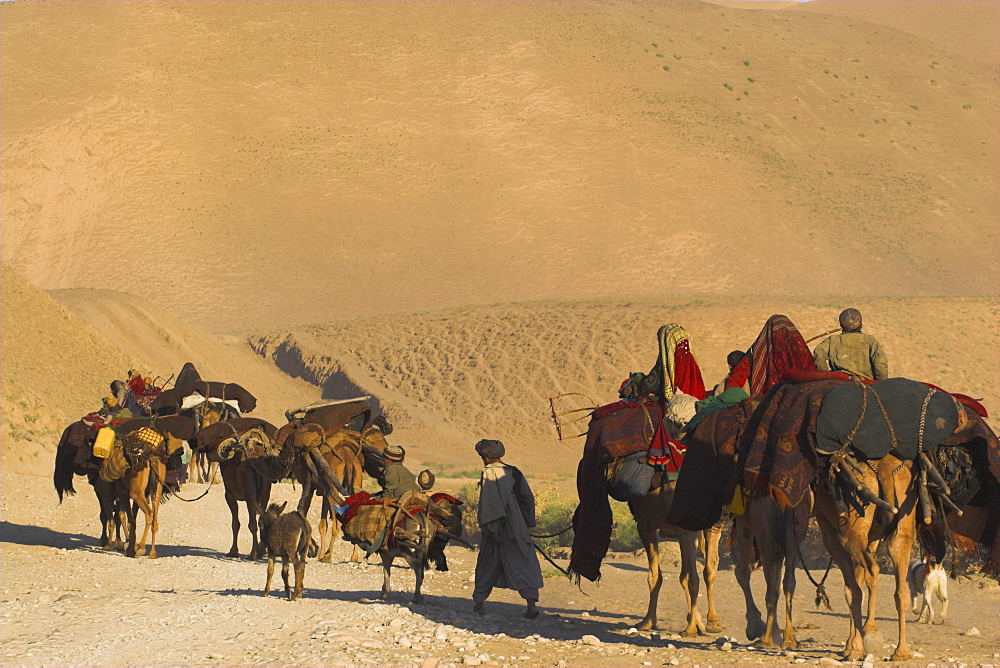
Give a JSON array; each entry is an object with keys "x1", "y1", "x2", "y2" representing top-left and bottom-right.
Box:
[
  {"x1": 569, "y1": 398, "x2": 725, "y2": 636},
  {"x1": 274, "y1": 402, "x2": 390, "y2": 562},
  {"x1": 812, "y1": 456, "x2": 919, "y2": 661},
  {"x1": 187, "y1": 402, "x2": 227, "y2": 484},
  {"x1": 194, "y1": 417, "x2": 283, "y2": 559}
]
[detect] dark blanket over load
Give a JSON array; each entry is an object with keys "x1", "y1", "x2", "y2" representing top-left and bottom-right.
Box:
[
  {"x1": 816, "y1": 377, "x2": 960, "y2": 461},
  {"x1": 570, "y1": 398, "x2": 663, "y2": 582},
  {"x1": 739, "y1": 380, "x2": 844, "y2": 510},
  {"x1": 114, "y1": 415, "x2": 199, "y2": 441},
  {"x1": 666, "y1": 400, "x2": 756, "y2": 531},
  {"x1": 195, "y1": 418, "x2": 278, "y2": 453},
  {"x1": 176, "y1": 381, "x2": 257, "y2": 414},
  {"x1": 295, "y1": 402, "x2": 372, "y2": 435}
]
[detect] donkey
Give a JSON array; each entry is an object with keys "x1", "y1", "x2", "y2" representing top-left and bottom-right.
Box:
[{"x1": 260, "y1": 502, "x2": 312, "y2": 601}]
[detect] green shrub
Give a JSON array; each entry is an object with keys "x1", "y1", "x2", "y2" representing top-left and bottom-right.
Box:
[{"x1": 610, "y1": 501, "x2": 642, "y2": 552}]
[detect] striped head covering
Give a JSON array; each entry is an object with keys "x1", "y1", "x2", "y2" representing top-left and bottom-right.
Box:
[{"x1": 656, "y1": 324, "x2": 707, "y2": 400}]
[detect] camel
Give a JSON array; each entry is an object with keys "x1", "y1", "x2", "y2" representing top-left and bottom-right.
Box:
[
  {"x1": 729, "y1": 495, "x2": 813, "y2": 649},
  {"x1": 194, "y1": 417, "x2": 284, "y2": 559},
  {"x1": 630, "y1": 486, "x2": 725, "y2": 634},
  {"x1": 569, "y1": 398, "x2": 726, "y2": 636},
  {"x1": 812, "y1": 455, "x2": 919, "y2": 661},
  {"x1": 274, "y1": 402, "x2": 391, "y2": 563}
]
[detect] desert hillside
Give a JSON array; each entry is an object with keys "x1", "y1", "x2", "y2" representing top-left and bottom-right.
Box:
[
  {"x1": 1, "y1": 264, "x2": 318, "y2": 476},
  {"x1": 250, "y1": 296, "x2": 1000, "y2": 473},
  {"x1": 3, "y1": 1, "x2": 998, "y2": 332}
]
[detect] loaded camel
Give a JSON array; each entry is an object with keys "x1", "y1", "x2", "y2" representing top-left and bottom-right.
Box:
[
  {"x1": 274, "y1": 401, "x2": 390, "y2": 562},
  {"x1": 669, "y1": 376, "x2": 987, "y2": 661},
  {"x1": 193, "y1": 417, "x2": 285, "y2": 559},
  {"x1": 568, "y1": 396, "x2": 725, "y2": 636}
]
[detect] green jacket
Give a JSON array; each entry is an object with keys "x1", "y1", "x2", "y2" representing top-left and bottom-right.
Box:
[
  {"x1": 381, "y1": 461, "x2": 419, "y2": 499},
  {"x1": 813, "y1": 331, "x2": 888, "y2": 381}
]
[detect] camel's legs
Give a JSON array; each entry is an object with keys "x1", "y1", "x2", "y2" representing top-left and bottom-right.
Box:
[
  {"x1": 634, "y1": 516, "x2": 662, "y2": 631},
  {"x1": 246, "y1": 472, "x2": 261, "y2": 560},
  {"x1": 147, "y1": 462, "x2": 163, "y2": 559},
  {"x1": 408, "y1": 553, "x2": 426, "y2": 604},
  {"x1": 225, "y1": 491, "x2": 241, "y2": 557},
  {"x1": 703, "y1": 526, "x2": 723, "y2": 634},
  {"x1": 733, "y1": 519, "x2": 767, "y2": 641},
  {"x1": 781, "y1": 538, "x2": 799, "y2": 650},
  {"x1": 132, "y1": 469, "x2": 155, "y2": 557},
  {"x1": 318, "y1": 498, "x2": 333, "y2": 563},
  {"x1": 815, "y1": 496, "x2": 867, "y2": 661},
  {"x1": 678, "y1": 532, "x2": 705, "y2": 637},
  {"x1": 123, "y1": 482, "x2": 139, "y2": 558}
]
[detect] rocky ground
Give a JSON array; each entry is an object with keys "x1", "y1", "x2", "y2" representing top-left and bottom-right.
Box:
[{"x1": 3, "y1": 472, "x2": 999, "y2": 666}]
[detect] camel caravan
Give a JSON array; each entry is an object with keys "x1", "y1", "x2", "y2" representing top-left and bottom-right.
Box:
[
  {"x1": 560, "y1": 312, "x2": 1000, "y2": 662},
  {"x1": 49, "y1": 310, "x2": 1000, "y2": 660},
  {"x1": 53, "y1": 362, "x2": 467, "y2": 603}
]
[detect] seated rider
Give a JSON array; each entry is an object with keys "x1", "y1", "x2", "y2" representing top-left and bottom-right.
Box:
[
  {"x1": 721, "y1": 314, "x2": 816, "y2": 398},
  {"x1": 711, "y1": 350, "x2": 747, "y2": 397},
  {"x1": 619, "y1": 324, "x2": 707, "y2": 401},
  {"x1": 379, "y1": 445, "x2": 420, "y2": 499},
  {"x1": 813, "y1": 308, "x2": 888, "y2": 381}
]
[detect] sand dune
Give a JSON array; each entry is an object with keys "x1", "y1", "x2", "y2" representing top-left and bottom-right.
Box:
[
  {"x1": 1, "y1": 264, "x2": 318, "y2": 475},
  {"x1": 2, "y1": 1, "x2": 997, "y2": 332},
  {"x1": 250, "y1": 296, "x2": 999, "y2": 473}
]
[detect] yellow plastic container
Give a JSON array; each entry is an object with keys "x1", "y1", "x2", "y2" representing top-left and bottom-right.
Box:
[
  {"x1": 729, "y1": 484, "x2": 747, "y2": 516},
  {"x1": 93, "y1": 427, "x2": 116, "y2": 459}
]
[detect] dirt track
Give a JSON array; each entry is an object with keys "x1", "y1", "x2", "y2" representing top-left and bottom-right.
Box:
[{"x1": 3, "y1": 472, "x2": 998, "y2": 666}]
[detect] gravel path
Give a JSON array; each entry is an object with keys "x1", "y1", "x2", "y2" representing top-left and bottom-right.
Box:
[{"x1": 3, "y1": 472, "x2": 998, "y2": 666}]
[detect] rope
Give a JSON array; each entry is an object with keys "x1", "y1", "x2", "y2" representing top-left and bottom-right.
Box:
[
  {"x1": 791, "y1": 516, "x2": 833, "y2": 610},
  {"x1": 533, "y1": 541, "x2": 571, "y2": 577},
  {"x1": 531, "y1": 524, "x2": 573, "y2": 539},
  {"x1": 150, "y1": 460, "x2": 217, "y2": 502}
]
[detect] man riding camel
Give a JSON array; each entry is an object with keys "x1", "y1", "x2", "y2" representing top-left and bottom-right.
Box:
[{"x1": 813, "y1": 308, "x2": 889, "y2": 381}]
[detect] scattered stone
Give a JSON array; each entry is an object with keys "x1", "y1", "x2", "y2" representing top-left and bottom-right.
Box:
[
  {"x1": 668, "y1": 659, "x2": 680, "y2": 666},
  {"x1": 795, "y1": 659, "x2": 806, "y2": 664},
  {"x1": 581, "y1": 612, "x2": 590, "y2": 617},
  {"x1": 207, "y1": 653, "x2": 224, "y2": 661},
  {"x1": 55, "y1": 594, "x2": 79, "y2": 602},
  {"x1": 399, "y1": 638, "x2": 413, "y2": 648},
  {"x1": 914, "y1": 652, "x2": 925, "y2": 658},
  {"x1": 419, "y1": 659, "x2": 438, "y2": 668},
  {"x1": 783, "y1": 650, "x2": 796, "y2": 657},
  {"x1": 581, "y1": 635, "x2": 602, "y2": 646},
  {"x1": 461, "y1": 655, "x2": 481, "y2": 665},
  {"x1": 326, "y1": 634, "x2": 362, "y2": 646},
  {"x1": 650, "y1": 633, "x2": 662, "y2": 641},
  {"x1": 721, "y1": 642, "x2": 733, "y2": 651},
  {"x1": 667, "y1": 644, "x2": 676, "y2": 650},
  {"x1": 627, "y1": 627, "x2": 639, "y2": 636},
  {"x1": 388, "y1": 618, "x2": 405, "y2": 629},
  {"x1": 966, "y1": 628, "x2": 981, "y2": 636},
  {"x1": 818, "y1": 658, "x2": 843, "y2": 666},
  {"x1": 434, "y1": 626, "x2": 449, "y2": 641},
  {"x1": 862, "y1": 653, "x2": 875, "y2": 668}
]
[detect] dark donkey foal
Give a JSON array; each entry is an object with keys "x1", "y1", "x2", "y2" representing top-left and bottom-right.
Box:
[{"x1": 260, "y1": 502, "x2": 312, "y2": 601}]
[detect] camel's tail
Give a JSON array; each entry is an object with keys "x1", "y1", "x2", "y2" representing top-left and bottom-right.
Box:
[{"x1": 53, "y1": 426, "x2": 78, "y2": 503}]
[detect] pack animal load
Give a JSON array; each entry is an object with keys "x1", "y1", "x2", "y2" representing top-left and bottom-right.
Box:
[
  {"x1": 98, "y1": 425, "x2": 183, "y2": 482},
  {"x1": 213, "y1": 427, "x2": 279, "y2": 462},
  {"x1": 339, "y1": 490, "x2": 461, "y2": 555}
]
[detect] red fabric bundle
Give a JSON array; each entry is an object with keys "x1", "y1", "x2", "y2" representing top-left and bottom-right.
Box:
[
  {"x1": 673, "y1": 340, "x2": 707, "y2": 400},
  {"x1": 726, "y1": 315, "x2": 815, "y2": 397}
]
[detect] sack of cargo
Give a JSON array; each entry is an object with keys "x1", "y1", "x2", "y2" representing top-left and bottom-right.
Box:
[
  {"x1": 93, "y1": 427, "x2": 117, "y2": 459},
  {"x1": 99, "y1": 444, "x2": 128, "y2": 482},
  {"x1": 606, "y1": 451, "x2": 655, "y2": 502}
]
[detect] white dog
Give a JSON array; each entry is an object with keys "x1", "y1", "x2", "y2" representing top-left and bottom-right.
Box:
[{"x1": 907, "y1": 557, "x2": 949, "y2": 624}]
